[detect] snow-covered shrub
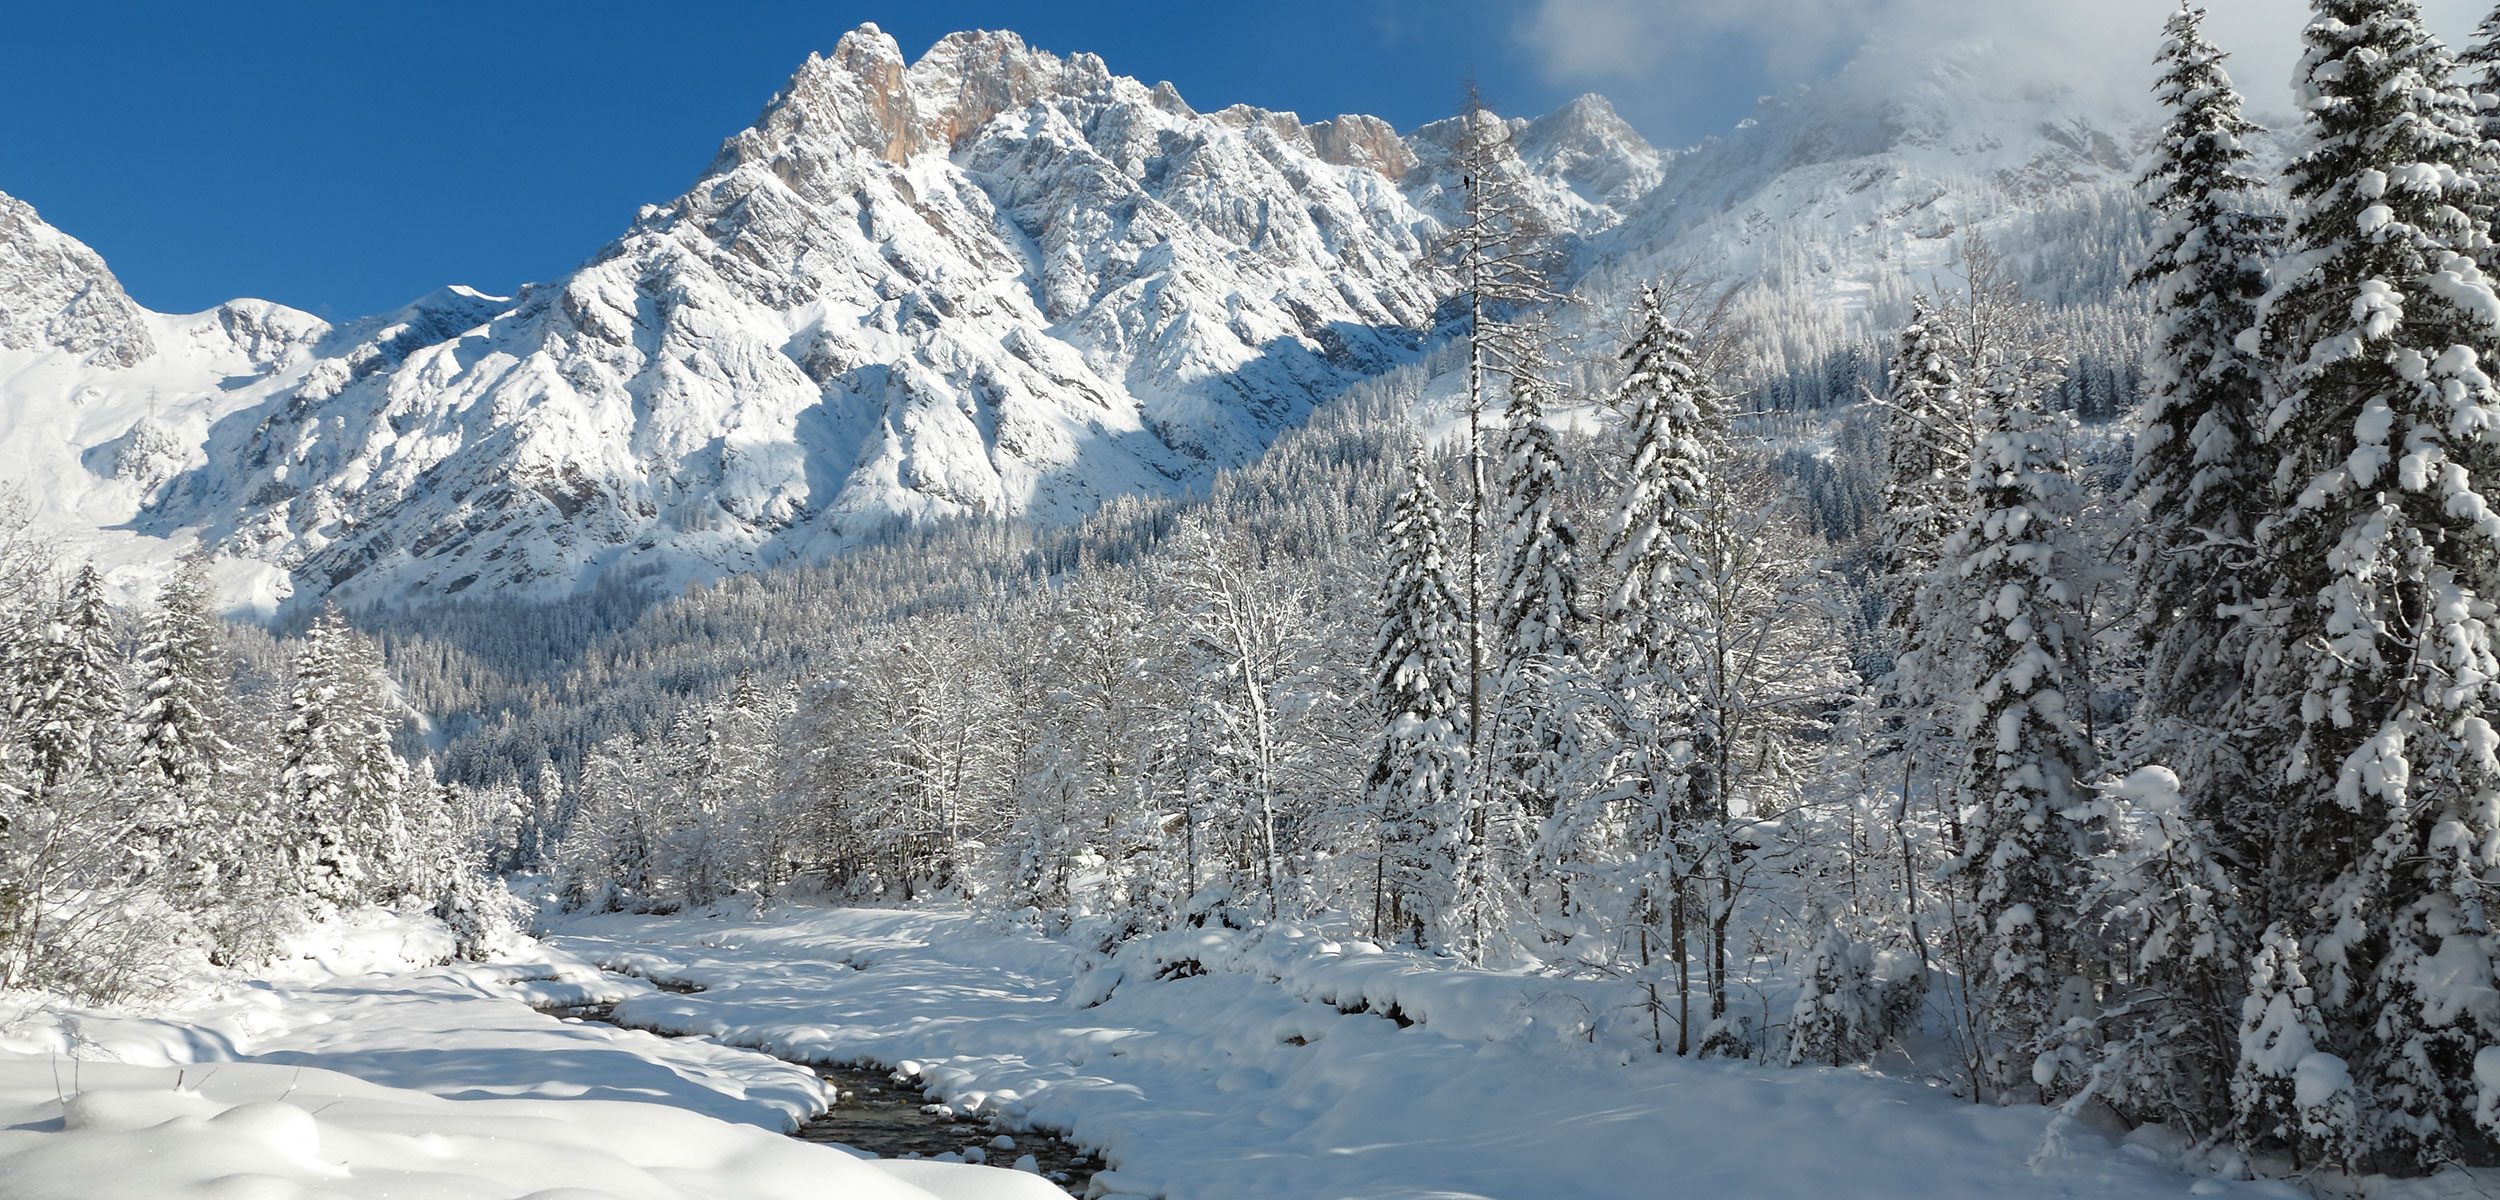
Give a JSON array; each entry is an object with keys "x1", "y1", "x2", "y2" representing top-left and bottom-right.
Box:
[
  {"x1": 432, "y1": 868, "x2": 529, "y2": 962},
  {"x1": 1787, "y1": 926, "x2": 1880, "y2": 1067}
]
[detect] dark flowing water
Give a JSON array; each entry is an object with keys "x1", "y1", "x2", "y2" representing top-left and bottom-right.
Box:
[
  {"x1": 794, "y1": 1061, "x2": 1101, "y2": 1194},
  {"x1": 537, "y1": 991, "x2": 1098, "y2": 1194}
]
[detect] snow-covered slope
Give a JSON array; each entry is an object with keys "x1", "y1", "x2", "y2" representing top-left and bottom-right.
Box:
[
  {"x1": 1587, "y1": 39, "x2": 2160, "y2": 330},
  {"x1": 1, "y1": 24, "x2": 2170, "y2": 612},
  {"x1": 0, "y1": 192, "x2": 330, "y2": 609}
]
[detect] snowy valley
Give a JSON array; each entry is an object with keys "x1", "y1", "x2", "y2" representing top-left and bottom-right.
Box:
[{"x1": 11, "y1": 3, "x2": 2500, "y2": 1199}]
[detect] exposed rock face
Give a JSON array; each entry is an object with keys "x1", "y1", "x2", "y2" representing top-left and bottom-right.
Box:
[
  {"x1": 0, "y1": 191, "x2": 155, "y2": 367},
  {"x1": 1308, "y1": 114, "x2": 1418, "y2": 180},
  {"x1": 137, "y1": 24, "x2": 1483, "y2": 605}
]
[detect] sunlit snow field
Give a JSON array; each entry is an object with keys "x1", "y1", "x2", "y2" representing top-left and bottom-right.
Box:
[{"x1": 0, "y1": 903, "x2": 2350, "y2": 1199}]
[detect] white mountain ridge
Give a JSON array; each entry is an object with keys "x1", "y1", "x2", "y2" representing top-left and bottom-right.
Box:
[{"x1": 0, "y1": 24, "x2": 2155, "y2": 613}]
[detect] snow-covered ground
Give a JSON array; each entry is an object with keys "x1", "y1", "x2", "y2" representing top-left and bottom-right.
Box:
[
  {"x1": 0, "y1": 910, "x2": 1056, "y2": 1199},
  {"x1": 545, "y1": 904, "x2": 2309, "y2": 1200},
  {"x1": 24, "y1": 901, "x2": 2495, "y2": 1198}
]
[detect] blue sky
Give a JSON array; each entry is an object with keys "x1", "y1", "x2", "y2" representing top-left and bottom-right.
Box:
[{"x1": 0, "y1": 0, "x2": 1785, "y2": 319}]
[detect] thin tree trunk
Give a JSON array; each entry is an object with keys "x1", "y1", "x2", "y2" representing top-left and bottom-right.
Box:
[
  {"x1": 1898, "y1": 753, "x2": 1934, "y2": 976},
  {"x1": 1465, "y1": 223, "x2": 1485, "y2": 803},
  {"x1": 1672, "y1": 886, "x2": 1690, "y2": 1056}
]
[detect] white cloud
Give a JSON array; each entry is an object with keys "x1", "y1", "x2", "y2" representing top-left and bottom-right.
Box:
[{"x1": 1521, "y1": 0, "x2": 2487, "y2": 136}]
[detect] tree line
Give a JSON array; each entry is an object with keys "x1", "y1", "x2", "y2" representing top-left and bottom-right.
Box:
[{"x1": 0, "y1": 532, "x2": 527, "y2": 1000}]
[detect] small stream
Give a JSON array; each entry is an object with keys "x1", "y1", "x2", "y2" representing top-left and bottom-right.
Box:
[
  {"x1": 793, "y1": 1061, "x2": 1101, "y2": 1192},
  {"x1": 537, "y1": 985, "x2": 1101, "y2": 1195}
]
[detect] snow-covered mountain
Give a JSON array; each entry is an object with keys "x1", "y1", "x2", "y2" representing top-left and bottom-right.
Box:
[
  {"x1": 0, "y1": 24, "x2": 2161, "y2": 613},
  {"x1": 1577, "y1": 38, "x2": 2168, "y2": 390}
]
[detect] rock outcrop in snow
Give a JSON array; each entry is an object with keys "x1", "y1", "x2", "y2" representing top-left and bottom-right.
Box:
[{"x1": 0, "y1": 191, "x2": 156, "y2": 368}]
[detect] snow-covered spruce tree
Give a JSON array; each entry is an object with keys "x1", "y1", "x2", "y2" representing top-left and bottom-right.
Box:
[
  {"x1": 128, "y1": 562, "x2": 233, "y2": 895},
  {"x1": 2129, "y1": 3, "x2": 2281, "y2": 862},
  {"x1": 1489, "y1": 364, "x2": 1583, "y2": 941},
  {"x1": 130, "y1": 564, "x2": 228, "y2": 803},
  {"x1": 17, "y1": 564, "x2": 124, "y2": 801},
  {"x1": 1788, "y1": 919, "x2": 1882, "y2": 1068},
  {"x1": 1873, "y1": 296, "x2": 1976, "y2": 604},
  {"x1": 2092, "y1": 766, "x2": 2245, "y2": 1133},
  {"x1": 335, "y1": 624, "x2": 414, "y2": 897},
  {"x1": 1853, "y1": 295, "x2": 1982, "y2": 1013},
  {"x1": 1867, "y1": 295, "x2": 1982, "y2": 834},
  {"x1": 1590, "y1": 285, "x2": 1719, "y2": 1052},
  {"x1": 2247, "y1": 0, "x2": 2500, "y2": 1169},
  {"x1": 277, "y1": 606, "x2": 412, "y2": 911},
  {"x1": 2468, "y1": 3, "x2": 2500, "y2": 89},
  {"x1": 2456, "y1": 3, "x2": 2500, "y2": 234},
  {"x1": 1606, "y1": 287, "x2": 1719, "y2": 633},
  {"x1": 0, "y1": 562, "x2": 183, "y2": 1000},
  {"x1": 1944, "y1": 385, "x2": 2101, "y2": 1102},
  {"x1": 1367, "y1": 444, "x2": 1473, "y2": 950},
  {"x1": 2233, "y1": 922, "x2": 2357, "y2": 1167},
  {"x1": 1493, "y1": 361, "x2": 1584, "y2": 794},
  {"x1": 276, "y1": 609, "x2": 354, "y2": 910}
]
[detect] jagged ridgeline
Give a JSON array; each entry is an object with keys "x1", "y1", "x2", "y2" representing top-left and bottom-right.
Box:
[{"x1": 1, "y1": 21, "x2": 2158, "y2": 617}]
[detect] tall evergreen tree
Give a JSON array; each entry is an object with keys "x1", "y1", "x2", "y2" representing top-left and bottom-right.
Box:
[
  {"x1": 130, "y1": 564, "x2": 228, "y2": 794},
  {"x1": 1494, "y1": 370, "x2": 1583, "y2": 671},
  {"x1": 1367, "y1": 445, "x2": 1472, "y2": 949},
  {"x1": 1492, "y1": 366, "x2": 1583, "y2": 839},
  {"x1": 1606, "y1": 287, "x2": 1717, "y2": 635},
  {"x1": 1945, "y1": 388, "x2": 2100, "y2": 1100},
  {"x1": 1598, "y1": 286, "x2": 1723, "y2": 1051},
  {"x1": 2455, "y1": 4, "x2": 2500, "y2": 234},
  {"x1": 129, "y1": 562, "x2": 231, "y2": 885},
  {"x1": 2248, "y1": 0, "x2": 2500, "y2": 1168},
  {"x1": 278, "y1": 606, "x2": 410, "y2": 910},
  {"x1": 1871, "y1": 298, "x2": 1985, "y2": 765},
  {"x1": 18, "y1": 565, "x2": 124, "y2": 800},
  {"x1": 2130, "y1": 4, "x2": 2279, "y2": 831},
  {"x1": 1860, "y1": 297, "x2": 1981, "y2": 1005}
]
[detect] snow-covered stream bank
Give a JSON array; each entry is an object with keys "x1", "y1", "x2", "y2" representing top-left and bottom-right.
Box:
[
  {"x1": 544, "y1": 904, "x2": 2315, "y2": 1200},
  {"x1": 0, "y1": 912, "x2": 1059, "y2": 1199},
  {"x1": 3, "y1": 902, "x2": 2471, "y2": 1198},
  {"x1": 529, "y1": 979, "x2": 1103, "y2": 1192}
]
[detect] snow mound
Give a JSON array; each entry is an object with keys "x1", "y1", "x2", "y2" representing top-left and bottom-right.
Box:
[{"x1": 0, "y1": 1059, "x2": 1058, "y2": 1200}]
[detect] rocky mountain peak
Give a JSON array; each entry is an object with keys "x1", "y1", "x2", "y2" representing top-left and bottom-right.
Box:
[
  {"x1": 1518, "y1": 94, "x2": 1664, "y2": 214},
  {"x1": 0, "y1": 190, "x2": 155, "y2": 367},
  {"x1": 907, "y1": 28, "x2": 1113, "y2": 150}
]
